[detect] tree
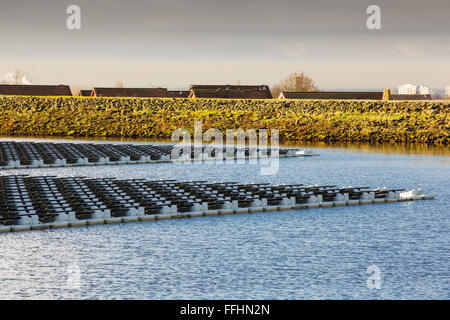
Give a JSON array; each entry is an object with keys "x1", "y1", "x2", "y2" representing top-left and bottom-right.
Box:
[
  {"x1": 70, "y1": 85, "x2": 80, "y2": 96},
  {"x1": 271, "y1": 71, "x2": 317, "y2": 98},
  {"x1": 1, "y1": 70, "x2": 32, "y2": 85}
]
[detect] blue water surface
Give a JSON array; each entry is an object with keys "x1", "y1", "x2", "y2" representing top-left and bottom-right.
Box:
[{"x1": 0, "y1": 139, "x2": 449, "y2": 299}]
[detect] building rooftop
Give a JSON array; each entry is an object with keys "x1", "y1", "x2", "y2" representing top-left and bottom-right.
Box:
[
  {"x1": 79, "y1": 89, "x2": 92, "y2": 97},
  {"x1": 278, "y1": 91, "x2": 383, "y2": 100},
  {"x1": 189, "y1": 84, "x2": 272, "y2": 99},
  {"x1": 168, "y1": 90, "x2": 190, "y2": 98},
  {"x1": 91, "y1": 87, "x2": 169, "y2": 97},
  {"x1": 0, "y1": 84, "x2": 72, "y2": 96}
]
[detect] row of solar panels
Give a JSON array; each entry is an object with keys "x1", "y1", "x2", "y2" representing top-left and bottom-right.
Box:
[
  {"x1": 0, "y1": 175, "x2": 409, "y2": 226},
  {"x1": 0, "y1": 142, "x2": 300, "y2": 168}
]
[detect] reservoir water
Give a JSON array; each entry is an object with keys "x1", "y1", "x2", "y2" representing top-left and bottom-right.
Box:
[{"x1": 0, "y1": 137, "x2": 449, "y2": 299}]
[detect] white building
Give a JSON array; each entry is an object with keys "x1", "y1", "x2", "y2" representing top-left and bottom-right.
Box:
[
  {"x1": 445, "y1": 86, "x2": 450, "y2": 98},
  {"x1": 398, "y1": 83, "x2": 430, "y2": 95}
]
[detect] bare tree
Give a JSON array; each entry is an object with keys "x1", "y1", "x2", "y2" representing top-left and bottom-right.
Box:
[
  {"x1": 1, "y1": 70, "x2": 32, "y2": 85},
  {"x1": 271, "y1": 71, "x2": 317, "y2": 98},
  {"x1": 70, "y1": 85, "x2": 80, "y2": 96}
]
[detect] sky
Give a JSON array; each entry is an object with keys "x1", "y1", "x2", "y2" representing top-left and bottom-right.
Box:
[{"x1": 0, "y1": 0, "x2": 449, "y2": 90}]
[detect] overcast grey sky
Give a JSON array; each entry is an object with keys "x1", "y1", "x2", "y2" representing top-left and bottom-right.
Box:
[{"x1": 0, "y1": 0, "x2": 449, "y2": 89}]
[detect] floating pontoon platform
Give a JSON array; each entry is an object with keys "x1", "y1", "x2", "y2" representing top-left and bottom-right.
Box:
[
  {"x1": 0, "y1": 175, "x2": 433, "y2": 233},
  {"x1": 0, "y1": 142, "x2": 316, "y2": 169}
]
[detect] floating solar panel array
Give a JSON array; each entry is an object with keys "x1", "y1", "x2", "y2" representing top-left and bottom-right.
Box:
[
  {"x1": 0, "y1": 175, "x2": 433, "y2": 232},
  {"x1": 0, "y1": 141, "x2": 313, "y2": 169}
]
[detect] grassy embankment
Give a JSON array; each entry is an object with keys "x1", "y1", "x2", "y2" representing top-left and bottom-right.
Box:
[{"x1": 0, "y1": 96, "x2": 448, "y2": 144}]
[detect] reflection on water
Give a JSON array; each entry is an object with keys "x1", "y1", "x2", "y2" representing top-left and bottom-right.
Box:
[
  {"x1": 281, "y1": 141, "x2": 450, "y2": 157},
  {"x1": 1, "y1": 135, "x2": 449, "y2": 157}
]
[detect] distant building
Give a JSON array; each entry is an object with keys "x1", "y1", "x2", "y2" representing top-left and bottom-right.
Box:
[
  {"x1": 168, "y1": 90, "x2": 190, "y2": 98},
  {"x1": 0, "y1": 84, "x2": 72, "y2": 96},
  {"x1": 390, "y1": 94, "x2": 431, "y2": 101},
  {"x1": 278, "y1": 91, "x2": 383, "y2": 100},
  {"x1": 277, "y1": 90, "x2": 430, "y2": 101},
  {"x1": 188, "y1": 84, "x2": 272, "y2": 99},
  {"x1": 398, "y1": 84, "x2": 429, "y2": 95},
  {"x1": 445, "y1": 86, "x2": 450, "y2": 98},
  {"x1": 79, "y1": 89, "x2": 92, "y2": 97},
  {"x1": 91, "y1": 87, "x2": 169, "y2": 98}
]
